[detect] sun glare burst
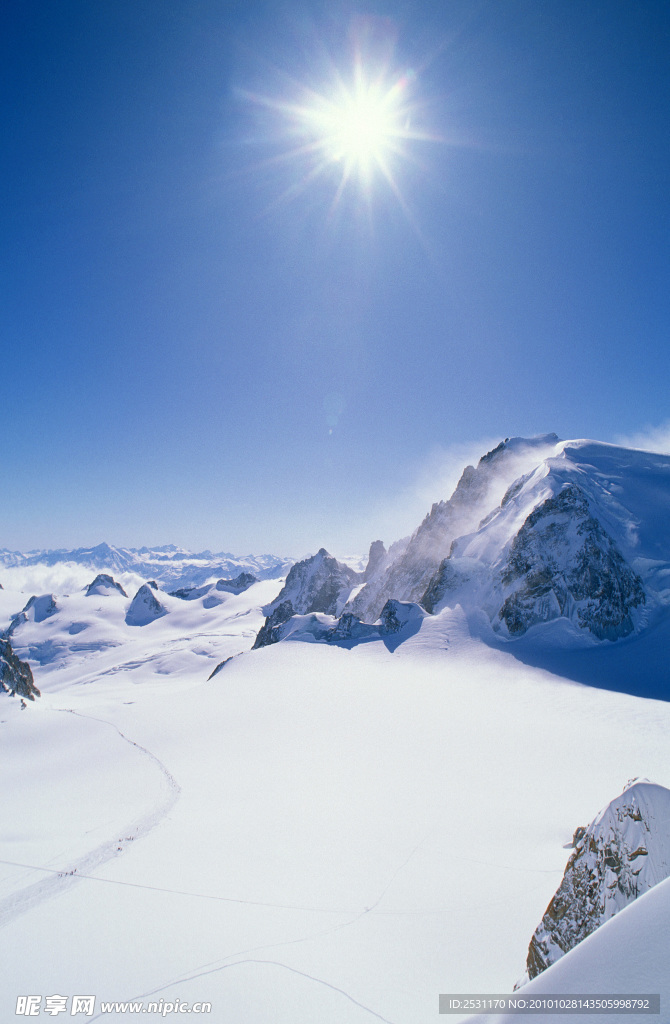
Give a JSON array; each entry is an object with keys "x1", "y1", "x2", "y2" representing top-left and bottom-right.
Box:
[
  {"x1": 243, "y1": 44, "x2": 436, "y2": 218},
  {"x1": 301, "y1": 70, "x2": 410, "y2": 186}
]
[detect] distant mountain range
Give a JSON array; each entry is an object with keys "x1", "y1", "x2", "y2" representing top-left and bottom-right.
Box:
[{"x1": 0, "y1": 542, "x2": 292, "y2": 590}]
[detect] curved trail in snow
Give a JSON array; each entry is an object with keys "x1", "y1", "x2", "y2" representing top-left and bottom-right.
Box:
[
  {"x1": 91, "y1": 843, "x2": 424, "y2": 1023},
  {"x1": 0, "y1": 707, "x2": 180, "y2": 928}
]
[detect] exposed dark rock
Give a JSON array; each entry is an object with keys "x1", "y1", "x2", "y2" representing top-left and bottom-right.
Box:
[
  {"x1": 523, "y1": 780, "x2": 670, "y2": 982},
  {"x1": 0, "y1": 639, "x2": 40, "y2": 700},
  {"x1": 326, "y1": 612, "x2": 363, "y2": 642},
  {"x1": 208, "y1": 656, "x2": 234, "y2": 679},
  {"x1": 498, "y1": 484, "x2": 645, "y2": 640},
  {"x1": 252, "y1": 600, "x2": 295, "y2": 649},
  {"x1": 378, "y1": 599, "x2": 426, "y2": 635},
  {"x1": 169, "y1": 586, "x2": 199, "y2": 600},
  {"x1": 421, "y1": 559, "x2": 469, "y2": 613},
  {"x1": 253, "y1": 549, "x2": 360, "y2": 650},
  {"x1": 215, "y1": 572, "x2": 258, "y2": 592}
]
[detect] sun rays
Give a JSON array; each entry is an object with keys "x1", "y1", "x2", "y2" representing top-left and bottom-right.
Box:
[{"x1": 239, "y1": 41, "x2": 438, "y2": 220}]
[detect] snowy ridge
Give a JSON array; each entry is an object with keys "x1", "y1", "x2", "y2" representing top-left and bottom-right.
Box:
[
  {"x1": 263, "y1": 437, "x2": 670, "y2": 652},
  {"x1": 471, "y1": 876, "x2": 670, "y2": 1024},
  {"x1": 1, "y1": 572, "x2": 281, "y2": 675},
  {"x1": 349, "y1": 435, "x2": 563, "y2": 622}
]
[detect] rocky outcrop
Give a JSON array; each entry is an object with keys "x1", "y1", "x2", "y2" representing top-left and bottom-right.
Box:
[
  {"x1": 524, "y1": 780, "x2": 670, "y2": 981},
  {"x1": 125, "y1": 585, "x2": 167, "y2": 627},
  {"x1": 497, "y1": 484, "x2": 645, "y2": 640},
  {"x1": 421, "y1": 559, "x2": 470, "y2": 614},
  {"x1": 169, "y1": 585, "x2": 209, "y2": 600},
  {"x1": 378, "y1": 599, "x2": 424, "y2": 634},
  {"x1": 0, "y1": 639, "x2": 40, "y2": 700},
  {"x1": 252, "y1": 600, "x2": 295, "y2": 649},
  {"x1": 253, "y1": 549, "x2": 360, "y2": 648},
  {"x1": 215, "y1": 572, "x2": 258, "y2": 593},
  {"x1": 363, "y1": 541, "x2": 387, "y2": 581},
  {"x1": 85, "y1": 573, "x2": 128, "y2": 597}
]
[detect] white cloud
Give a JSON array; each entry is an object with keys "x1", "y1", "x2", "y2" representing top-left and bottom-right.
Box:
[{"x1": 614, "y1": 421, "x2": 670, "y2": 455}]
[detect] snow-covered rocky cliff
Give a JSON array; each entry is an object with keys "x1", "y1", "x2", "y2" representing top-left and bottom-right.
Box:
[
  {"x1": 282, "y1": 437, "x2": 670, "y2": 650},
  {"x1": 125, "y1": 584, "x2": 168, "y2": 627},
  {"x1": 253, "y1": 548, "x2": 361, "y2": 648},
  {"x1": 523, "y1": 779, "x2": 670, "y2": 982},
  {"x1": 349, "y1": 435, "x2": 562, "y2": 622},
  {"x1": 0, "y1": 637, "x2": 40, "y2": 700}
]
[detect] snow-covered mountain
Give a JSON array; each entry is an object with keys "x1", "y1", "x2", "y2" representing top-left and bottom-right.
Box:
[
  {"x1": 522, "y1": 779, "x2": 670, "y2": 982},
  {"x1": 0, "y1": 571, "x2": 280, "y2": 674},
  {"x1": 0, "y1": 542, "x2": 291, "y2": 590},
  {"x1": 253, "y1": 548, "x2": 361, "y2": 648},
  {"x1": 259, "y1": 439, "x2": 670, "y2": 667},
  {"x1": 424, "y1": 438, "x2": 669, "y2": 641},
  {"x1": 349, "y1": 434, "x2": 563, "y2": 621}
]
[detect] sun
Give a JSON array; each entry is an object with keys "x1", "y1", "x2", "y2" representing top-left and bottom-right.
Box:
[
  {"x1": 298, "y1": 69, "x2": 411, "y2": 187},
  {"x1": 241, "y1": 51, "x2": 434, "y2": 214}
]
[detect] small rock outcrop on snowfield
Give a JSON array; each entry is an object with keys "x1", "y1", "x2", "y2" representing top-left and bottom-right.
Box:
[
  {"x1": 85, "y1": 573, "x2": 128, "y2": 598},
  {"x1": 523, "y1": 780, "x2": 670, "y2": 982},
  {"x1": 0, "y1": 638, "x2": 40, "y2": 700},
  {"x1": 497, "y1": 484, "x2": 646, "y2": 640},
  {"x1": 215, "y1": 572, "x2": 258, "y2": 593},
  {"x1": 253, "y1": 549, "x2": 360, "y2": 649},
  {"x1": 125, "y1": 584, "x2": 168, "y2": 627},
  {"x1": 7, "y1": 594, "x2": 58, "y2": 635}
]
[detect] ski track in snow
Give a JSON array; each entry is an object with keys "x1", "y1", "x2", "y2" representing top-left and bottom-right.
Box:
[
  {"x1": 89, "y1": 842, "x2": 425, "y2": 1022},
  {"x1": 0, "y1": 707, "x2": 181, "y2": 928},
  {"x1": 90, "y1": 959, "x2": 398, "y2": 1024}
]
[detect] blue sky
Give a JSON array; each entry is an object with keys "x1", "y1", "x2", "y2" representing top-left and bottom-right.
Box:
[{"x1": 2, "y1": 0, "x2": 669, "y2": 557}]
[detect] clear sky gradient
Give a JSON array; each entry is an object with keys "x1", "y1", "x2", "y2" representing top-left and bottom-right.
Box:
[{"x1": 3, "y1": 0, "x2": 669, "y2": 557}]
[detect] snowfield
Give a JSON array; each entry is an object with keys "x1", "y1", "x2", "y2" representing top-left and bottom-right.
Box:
[
  {"x1": 1, "y1": 582, "x2": 669, "y2": 1022},
  {"x1": 2, "y1": 437, "x2": 670, "y2": 1022}
]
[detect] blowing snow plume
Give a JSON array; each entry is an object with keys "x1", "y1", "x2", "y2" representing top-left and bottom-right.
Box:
[{"x1": 349, "y1": 434, "x2": 563, "y2": 621}]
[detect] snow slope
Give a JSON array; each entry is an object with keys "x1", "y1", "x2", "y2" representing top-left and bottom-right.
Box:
[
  {"x1": 469, "y1": 876, "x2": 670, "y2": 1024},
  {"x1": 1, "y1": 589, "x2": 669, "y2": 1022}
]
